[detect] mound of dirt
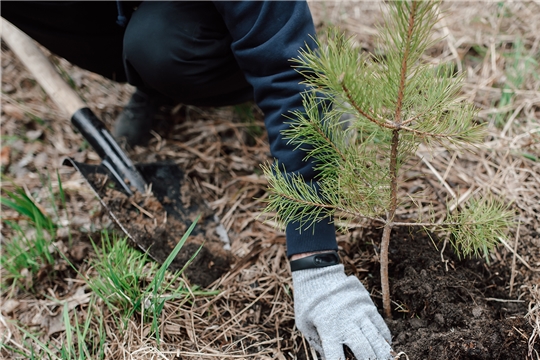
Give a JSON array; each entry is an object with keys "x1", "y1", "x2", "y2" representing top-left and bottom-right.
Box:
[
  {"x1": 353, "y1": 226, "x2": 534, "y2": 360},
  {"x1": 85, "y1": 166, "x2": 231, "y2": 288}
]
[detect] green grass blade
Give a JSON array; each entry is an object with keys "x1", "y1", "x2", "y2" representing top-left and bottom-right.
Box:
[
  {"x1": 149, "y1": 214, "x2": 200, "y2": 293},
  {"x1": 63, "y1": 302, "x2": 73, "y2": 357}
]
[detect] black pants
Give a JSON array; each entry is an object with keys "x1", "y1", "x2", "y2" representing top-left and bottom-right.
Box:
[{"x1": 2, "y1": 1, "x2": 253, "y2": 106}]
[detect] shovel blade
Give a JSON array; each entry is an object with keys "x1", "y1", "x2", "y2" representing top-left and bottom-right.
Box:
[{"x1": 63, "y1": 158, "x2": 231, "y2": 287}]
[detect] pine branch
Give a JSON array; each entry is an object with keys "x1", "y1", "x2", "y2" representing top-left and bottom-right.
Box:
[
  {"x1": 263, "y1": 161, "x2": 388, "y2": 227},
  {"x1": 311, "y1": 118, "x2": 348, "y2": 164},
  {"x1": 341, "y1": 82, "x2": 396, "y2": 130}
]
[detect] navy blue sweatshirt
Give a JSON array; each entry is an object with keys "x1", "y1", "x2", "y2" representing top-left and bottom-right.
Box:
[
  {"x1": 212, "y1": 2, "x2": 337, "y2": 257},
  {"x1": 118, "y1": 0, "x2": 337, "y2": 256}
]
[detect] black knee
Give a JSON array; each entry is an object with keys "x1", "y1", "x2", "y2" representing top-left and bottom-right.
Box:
[{"x1": 123, "y1": 1, "x2": 252, "y2": 105}]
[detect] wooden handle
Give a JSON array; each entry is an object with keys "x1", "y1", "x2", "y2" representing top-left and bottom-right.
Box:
[{"x1": 1, "y1": 17, "x2": 86, "y2": 117}]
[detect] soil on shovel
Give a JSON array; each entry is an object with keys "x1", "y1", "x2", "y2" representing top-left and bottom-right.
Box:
[
  {"x1": 87, "y1": 171, "x2": 231, "y2": 288},
  {"x1": 348, "y1": 226, "x2": 535, "y2": 360}
]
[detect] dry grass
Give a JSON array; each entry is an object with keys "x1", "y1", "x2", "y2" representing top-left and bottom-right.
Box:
[
  {"x1": 2, "y1": 1, "x2": 540, "y2": 359},
  {"x1": 528, "y1": 285, "x2": 540, "y2": 359}
]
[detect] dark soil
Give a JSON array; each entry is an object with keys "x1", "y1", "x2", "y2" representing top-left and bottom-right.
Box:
[
  {"x1": 83, "y1": 165, "x2": 231, "y2": 288},
  {"x1": 346, "y1": 226, "x2": 535, "y2": 360}
]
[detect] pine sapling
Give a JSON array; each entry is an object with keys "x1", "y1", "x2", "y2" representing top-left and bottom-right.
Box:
[{"x1": 262, "y1": 0, "x2": 513, "y2": 319}]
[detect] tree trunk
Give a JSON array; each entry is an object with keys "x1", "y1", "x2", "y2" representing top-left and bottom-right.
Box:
[{"x1": 380, "y1": 222, "x2": 393, "y2": 319}]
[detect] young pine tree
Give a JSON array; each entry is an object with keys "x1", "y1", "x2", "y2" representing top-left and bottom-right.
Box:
[{"x1": 262, "y1": 0, "x2": 513, "y2": 319}]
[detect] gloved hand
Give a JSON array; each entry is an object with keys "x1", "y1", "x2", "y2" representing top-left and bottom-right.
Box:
[{"x1": 292, "y1": 264, "x2": 393, "y2": 360}]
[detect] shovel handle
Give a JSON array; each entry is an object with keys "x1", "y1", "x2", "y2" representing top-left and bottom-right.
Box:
[
  {"x1": 2, "y1": 17, "x2": 148, "y2": 194},
  {"x1": 1, "y1": 18, "x2": 85, "y2": 117}
]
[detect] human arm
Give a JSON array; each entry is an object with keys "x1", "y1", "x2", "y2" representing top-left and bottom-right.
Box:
[
  {"x1": 212, "y1": 0, "x2": 337, "y2": 256},
  {"x1": 213, "y1": 2, "x2": 393, "y2": 358}
]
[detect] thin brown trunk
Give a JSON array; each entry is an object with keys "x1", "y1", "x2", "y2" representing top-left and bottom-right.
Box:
[
  {"x1": 381, "y1": 129, "x2": 400, "y2": 319},
  {"x1": 395, "y1": 1, "x2": 418, "y2": 125},
  {"x1": 380, "y1": 2, "x2": 418, "y2": 320},
  {"x1": 380, "y1": 223, "x2": 393, "y2": 319},
  {"x1": 388, "y1": 132, "x2": 400, "y2": 218}
]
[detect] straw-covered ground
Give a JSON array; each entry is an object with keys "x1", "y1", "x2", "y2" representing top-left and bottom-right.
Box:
[{"x1": 1, "y1": 1, "x2": 539, "y2": 359}]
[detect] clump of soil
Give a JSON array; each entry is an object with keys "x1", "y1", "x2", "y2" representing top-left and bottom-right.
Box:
[
  {"x1": 85, "y1": 166, "x2": 231, "y2": 288},
  {"x1": 351, "y1": 226, "x2": 534, "y2": 360}
]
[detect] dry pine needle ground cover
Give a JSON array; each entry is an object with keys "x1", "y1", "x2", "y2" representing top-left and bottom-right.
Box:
[{"x1": 1, "y1": 1, "x2": 540, "y2": 359}]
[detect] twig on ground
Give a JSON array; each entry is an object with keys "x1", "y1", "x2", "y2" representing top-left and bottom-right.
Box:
[
  {"x1": 527, "y1": 285, "x2": 540, "y2": 359},
  {"x1": 130, "y1": 201, "x2": 155, "y2": 219},
  {"x1": 485, "y1": 298, "x2": 526, "y2": 303},
  {"x1": 509, "y1": 222, "x2": 521, "y2": 296},
  {"x1": 499, "y1": 237, "x2": 538, "y2": 272}
]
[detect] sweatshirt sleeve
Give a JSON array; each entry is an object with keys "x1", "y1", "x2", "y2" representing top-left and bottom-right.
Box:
[{"x1": 213, "y1": 1, "x2": 337, "y2": 257}]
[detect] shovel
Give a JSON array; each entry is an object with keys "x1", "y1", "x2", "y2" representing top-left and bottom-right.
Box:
[{"x1": 2, "y1": 18, "x2": 231, "y2": 286}]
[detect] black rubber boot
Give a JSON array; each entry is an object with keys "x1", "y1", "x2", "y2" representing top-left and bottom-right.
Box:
[{"x1": 113, "y1": 89, "x2": 174, "y2": 147}]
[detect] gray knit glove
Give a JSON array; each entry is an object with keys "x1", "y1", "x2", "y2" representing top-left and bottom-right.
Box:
[{"x1": 292, "y1": 264, "x2": 392, "y2": 360}]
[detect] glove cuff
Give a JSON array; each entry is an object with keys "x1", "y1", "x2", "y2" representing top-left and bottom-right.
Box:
[{"x1": 290, "y1": 251, "x2": 340, "y2": 272}]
